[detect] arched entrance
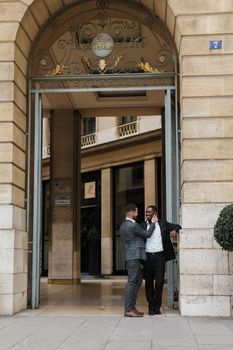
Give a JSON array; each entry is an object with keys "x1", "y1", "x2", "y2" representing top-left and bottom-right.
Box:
[{"x1": 27, "y1": 0, "x2": 180, "y2": 312}]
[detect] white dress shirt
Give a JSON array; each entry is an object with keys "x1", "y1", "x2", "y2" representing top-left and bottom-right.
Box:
[
  {"x1": 125, "y1": 218, "x2": 135, "y2": 223},
  {"x1": 145, "y1": 221, "x2": 163, "y2": 253}
]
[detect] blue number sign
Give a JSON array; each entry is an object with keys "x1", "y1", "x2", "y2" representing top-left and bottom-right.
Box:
[{"x1": 209, "y1": 40, "x2": 222, "y2": 50}]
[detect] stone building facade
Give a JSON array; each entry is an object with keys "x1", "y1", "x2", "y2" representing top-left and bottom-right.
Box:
[{"x1": 0, "y1": 0, "x2": 233, "y2": 316}]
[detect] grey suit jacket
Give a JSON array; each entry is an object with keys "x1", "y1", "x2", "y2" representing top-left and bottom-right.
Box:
[{"x1": 120, "y1": 219, "x2": 155, "y2": 261}]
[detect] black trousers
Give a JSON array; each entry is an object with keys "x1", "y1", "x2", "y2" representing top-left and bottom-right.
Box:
[{"x1": 144, "y1": 252, "x2": 165, "y2": 312}]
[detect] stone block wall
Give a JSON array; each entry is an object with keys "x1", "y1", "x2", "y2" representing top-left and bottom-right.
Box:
[
  {"x1": 0, "y1": 1, "x2": 28, "y2": 315},
  {"x1": 142, "y1": 0, "x2": 233, "y2": 316},
  {"x1": 165, "y1": 0, "x2": 233, "y2": 316}
]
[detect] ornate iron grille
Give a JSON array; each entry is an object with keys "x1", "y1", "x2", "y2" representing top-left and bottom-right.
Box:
[{"x1": 31, "y1": 6, "x2": 175, "y2": 77}]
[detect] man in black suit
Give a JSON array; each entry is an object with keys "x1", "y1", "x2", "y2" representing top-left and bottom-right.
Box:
[
  {"x1": 120, "y1": 203, "x2": 157, "y2": 317},
  {"x1": 144, "y1": 205, "x2": 181, "y2": 315}
]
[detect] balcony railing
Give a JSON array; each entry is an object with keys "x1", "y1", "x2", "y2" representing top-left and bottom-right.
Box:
[
  {"x1": 42, "y1": 145, "x2": 50, "y2": 159},
  {"x1": 42, "y1": 122, "x2": 140, "y2": 155},
  {"x1": 81, "y1": 133, "x2": 96, "y2": 148},
  {"x1": 118, "y1": 121, "x2": 138, "y2": 138}
]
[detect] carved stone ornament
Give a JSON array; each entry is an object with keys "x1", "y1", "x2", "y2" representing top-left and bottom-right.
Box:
[{"x1": 31, "y1": 75, "x2": 175, "y2": 91}]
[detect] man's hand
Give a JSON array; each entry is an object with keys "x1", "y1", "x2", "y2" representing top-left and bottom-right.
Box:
[
  {"x1": 170, "y1": 230, "x2": 177, "y2": 238},
  {"x1": 151, "y1": 214, "x2": 158, "y2": 224}
]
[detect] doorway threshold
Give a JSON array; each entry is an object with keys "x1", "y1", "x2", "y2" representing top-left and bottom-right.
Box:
[
  {"x1": 19, "y1": 279, "x2": 178, "y2": 317},
  {"x1": 81, "y1": 274, "x2": 127, "y2": 281}
]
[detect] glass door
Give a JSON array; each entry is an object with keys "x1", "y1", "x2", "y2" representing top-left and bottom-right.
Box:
[
  {"x1": 81, "y1": 171, "x2": 101, "y2": 276},
  {"x1": 113, "y1": 162, "x2": 144, "y2": 274},
  {"x1": 41, "y1": 181, "x2": 50, "y2": 276}
]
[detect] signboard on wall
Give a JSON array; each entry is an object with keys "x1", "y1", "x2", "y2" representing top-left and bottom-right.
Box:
[
  {"x1": 53, "y1": 179, "x2": 72, "y2": 207},
  {"x1": 52, "y1": 179, "x2": 73, "y2": 222},
  {"x1": 54, "y1": 195, "x2": 71, "y2": 206},
  {"x1": 84, "y1": 181, "x2": 96, "y2": 199},
  {"x1": 209, "y1": 40, "x2": 222, "y2": 50}
]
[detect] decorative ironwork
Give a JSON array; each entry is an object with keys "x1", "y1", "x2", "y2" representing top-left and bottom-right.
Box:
[
  {"x1": 137, "y1": 62, "x2": 161, "y2": 74},
  {"x1": 31, "y1": 9, "x2": 175, "y2": 77},
  {"x1": 85, "y1": 56, "x2": 122, "y2": 74},
  {"x1": 96, "y1": 0, "x2": 110, "y2": 27},
  {"x1": 145, "y1": 15, "x2": 159, "y2": 29},
  {"x1": 96, "y1": 0, "x2": 110, "y2": 10},
  {"x1": 47, "y1": 64, "x2": 67, "y2": 76},
  {"x1": 49, "y1": 19, "x2": 60, "y2": 31}
]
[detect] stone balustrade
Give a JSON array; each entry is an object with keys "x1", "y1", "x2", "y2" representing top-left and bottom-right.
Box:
[
  {"x1": 118, "y1": 121, "x2": 138, "y2": 138},
  {"x1": 81, "y1": 133, "x2": 96, "y2": 148},
  {"x1": 42, "y1": 145, "x2": 50, "y2": 159}
]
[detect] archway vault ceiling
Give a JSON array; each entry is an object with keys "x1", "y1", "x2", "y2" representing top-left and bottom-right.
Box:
[{"x1": 42, "y1": 89, "x2": 165, "y2": 112}]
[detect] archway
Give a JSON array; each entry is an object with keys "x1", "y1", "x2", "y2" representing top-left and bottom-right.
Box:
[
  {"x1": 27, "y1": 0, "x2": 180, "y2": 312},
  {"x1": 1, "y1": 0, "x2": 231, "y2": 319}
]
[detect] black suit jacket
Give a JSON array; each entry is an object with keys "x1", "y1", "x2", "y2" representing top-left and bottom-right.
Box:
[{"x1": 144, "y1": 219, "x2": 181, "y2": 262}]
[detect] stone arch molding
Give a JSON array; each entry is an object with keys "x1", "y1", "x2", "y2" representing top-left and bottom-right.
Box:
[{"x1": 13, "y1": 0, "x2": 178, "y2": 77}]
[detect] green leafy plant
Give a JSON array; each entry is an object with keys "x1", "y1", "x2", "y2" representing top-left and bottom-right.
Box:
[{"x1": 214, "y1": 204, "x2": 233, "y2": 251}]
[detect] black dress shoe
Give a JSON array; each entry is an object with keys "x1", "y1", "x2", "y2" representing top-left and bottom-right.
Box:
[
  {"x1": 148, "y1": 310, "x2": 156, "y2": 315},
  {"x1": 148, "y1": 309, "x2": 161, "y2": 315},
  {"x1": 155, "y1": 310, "x2": 161, "y2": 315}
]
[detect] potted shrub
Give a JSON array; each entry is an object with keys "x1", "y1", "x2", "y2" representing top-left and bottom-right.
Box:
[{"x1": 214, "y1": 204, "x2": 233, "y2": 251}]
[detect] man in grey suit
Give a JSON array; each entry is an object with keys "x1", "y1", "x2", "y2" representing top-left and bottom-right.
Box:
[{"x1": 120, "y1": 203, "x2": 157, "y2": 317}]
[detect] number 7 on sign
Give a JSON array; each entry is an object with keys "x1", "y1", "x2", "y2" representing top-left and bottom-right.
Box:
[{"x1": 209, "y1": 40, "x2": 222, "y2": 50}]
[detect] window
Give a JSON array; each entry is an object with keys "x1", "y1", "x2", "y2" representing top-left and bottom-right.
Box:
[
  {"x1": 82, "y1": 117, "x2": 96, "y2": 135},
  {"x1": 119, "y1": 116, "x2": 137, "y2": 125}
]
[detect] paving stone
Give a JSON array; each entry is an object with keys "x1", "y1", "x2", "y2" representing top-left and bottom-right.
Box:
[
  {"x1": 0, "y1": 315, "x2": 232, "y2": 350},
  {"x1": 152, "y1": 335, "x2": 197, "y2": 347},
  {"x1": 222, "y1": 319, "x2": 233, "y2": 332},
  {"x1": 196, "y1": 334, "x2": 233, "y2": 345},
  {"x1": 188, "y1": 317, "x2": 233, "y2": 334},
  {"x1": 199, "y1": 345, "x2": 233, "y2": 350},
  {"x1": 0, "y1": 316, "x2": 18, "y2": 330},
  {"x1": 151, "y1": 346, "x2": 199, "y2": 350},
  {"x1": 104, "y1": 342, "x2": 151, "y2": 350}
]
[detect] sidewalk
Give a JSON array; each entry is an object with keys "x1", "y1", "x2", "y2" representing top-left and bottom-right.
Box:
[
  {"x1": 1, "y1": 280, "x2": 232, "y2": 349},
  {"x1": 0, "y1": 314, "x2": 233, "y2": 350}
]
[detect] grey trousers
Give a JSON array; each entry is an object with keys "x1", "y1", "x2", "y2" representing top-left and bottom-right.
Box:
[{"x1": 125, "y1": 259, "x2": 143, "y2": 312}]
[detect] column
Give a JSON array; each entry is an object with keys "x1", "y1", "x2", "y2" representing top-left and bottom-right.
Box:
[
  {"x1": 144, "y1": 158, "x2": 158, "y2": 208},
  {"x1": 101, "y1": 168, "x2": 113, "y2": 275},
  {"x1": 49, "y1": 110, "x2": 81, "y2": 284}
]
